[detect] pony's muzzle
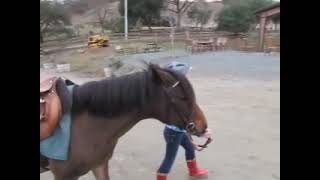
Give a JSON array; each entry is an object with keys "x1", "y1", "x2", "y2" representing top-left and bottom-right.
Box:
[{"x1": 187, "y1": 123, "x2": 207, "y2": 137}]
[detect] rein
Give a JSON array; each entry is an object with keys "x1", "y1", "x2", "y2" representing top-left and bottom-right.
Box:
[{"x1": 196, "y1": 137, "x2": 212, "y2": 151}]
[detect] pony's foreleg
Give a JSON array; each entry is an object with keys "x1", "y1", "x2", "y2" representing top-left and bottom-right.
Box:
[
  {"x1": 51, "y1": 163, "x2": 81, "y2": 180},
  {"x1": 53, "y1": 174, "x2": 79, "y2": 180},
  {"x1": 92, "y1": 140, "x2": 117, "y2": 180},
  {"x1": 92, "y1": 161, "x2": 110, "y2": 180}
]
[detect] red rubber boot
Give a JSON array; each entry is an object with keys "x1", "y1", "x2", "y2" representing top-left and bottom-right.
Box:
[
  {"x1": 187, "y1": 159, "x2": 209, "y2": 177},
  {"x1": 157, "y1": 173, "x2": 167, "y2": 180}
]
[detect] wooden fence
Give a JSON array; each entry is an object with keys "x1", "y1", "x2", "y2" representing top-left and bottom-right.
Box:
[{"x1": 41, "y1": 31, "x2": 280, "y2": 53}]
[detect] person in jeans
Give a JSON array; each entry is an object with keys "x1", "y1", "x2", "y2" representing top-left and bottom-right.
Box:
[{"x1": 157, "y1": 62, "x2": 212, "y2": 180}]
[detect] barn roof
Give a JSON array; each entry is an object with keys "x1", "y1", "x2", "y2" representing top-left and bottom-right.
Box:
[{"x1": 255, "y1": 2, "x2": 280, "y2": 15}]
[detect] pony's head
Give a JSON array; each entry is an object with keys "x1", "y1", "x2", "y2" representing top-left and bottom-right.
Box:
[{"x1": 148, "y1": 63, "x2": 208, "y2": 136}]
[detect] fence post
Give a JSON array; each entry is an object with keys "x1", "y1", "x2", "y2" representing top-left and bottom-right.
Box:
[
  {"x1": 170, "y1": 27, "x2": 175, "y2": 56},
  {"x1": 155, "y1": 33, "x2": 158, "y2": 43},
  {"x1": 185, "y1": 30, "x2": 190, "y2": 40}
]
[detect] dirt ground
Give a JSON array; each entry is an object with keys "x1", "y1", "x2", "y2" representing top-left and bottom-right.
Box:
[{"x1": 40, "y1": 51, "x2": 280, "y2": 180}]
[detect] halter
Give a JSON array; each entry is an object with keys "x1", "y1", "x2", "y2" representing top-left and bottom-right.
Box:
[
  {"x1": 162, "y1": 80, "x2": 212, "y2": 151},
  {"x1": 162, "y1": 81, "x2": 202, "y2": 136}
]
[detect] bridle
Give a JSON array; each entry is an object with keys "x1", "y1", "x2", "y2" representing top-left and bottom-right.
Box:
[
  {"x1": 162, "y1": 81, "x2": 212, "y2": 150},
  {"x1": 162, "y1": 81, "x2": 200, "y2": 135}
]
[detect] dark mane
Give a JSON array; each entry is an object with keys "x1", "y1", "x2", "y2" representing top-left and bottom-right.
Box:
[{"x1": 72, "y1": 63, "x2": 195, "y2": 118}]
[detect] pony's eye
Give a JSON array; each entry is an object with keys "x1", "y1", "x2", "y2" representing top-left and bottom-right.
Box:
[{"x1": 178, "y1": 96, "x2": 188, "y2": 101}]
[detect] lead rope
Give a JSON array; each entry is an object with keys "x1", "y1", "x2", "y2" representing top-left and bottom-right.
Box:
[{"x1": 188, "y1": 133, "x2": 212, "y2": 151}]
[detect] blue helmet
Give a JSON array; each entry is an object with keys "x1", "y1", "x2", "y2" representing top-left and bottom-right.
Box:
[{"x1": 165, "y1": 61, "x2": 192, "y2": 75}]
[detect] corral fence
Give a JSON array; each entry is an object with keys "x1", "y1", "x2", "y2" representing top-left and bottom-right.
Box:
[{"x1": 41, "y1": 30, "x2": 280, "y2": 53}]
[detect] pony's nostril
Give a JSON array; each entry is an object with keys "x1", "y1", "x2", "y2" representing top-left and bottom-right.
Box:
[{"x1": 202, "y1": 129, "x2": 207, "y2": 134}]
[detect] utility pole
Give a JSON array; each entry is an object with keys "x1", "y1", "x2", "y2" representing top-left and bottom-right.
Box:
[{"x1": 124, "y1": 0, "x2": 128, "y2": 40}]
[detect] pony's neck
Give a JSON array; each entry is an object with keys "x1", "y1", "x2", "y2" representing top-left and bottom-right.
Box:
[
  {"x1": 106, "y1": 99, "x2": 162, "y2": 139},
  {"x1": 102, "y1": 109, "x2": 150, "y2": 139}
]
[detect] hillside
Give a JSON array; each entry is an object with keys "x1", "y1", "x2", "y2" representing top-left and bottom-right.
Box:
[
  {"x1": 68, "y1": 0, "x2": 223, "y2": 34},
  {"x1": 70, "y1": 1, "x2": 120, "y2": 25}
]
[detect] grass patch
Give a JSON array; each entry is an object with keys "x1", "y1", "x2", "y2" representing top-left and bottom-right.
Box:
[
  {"x1": 113, "y1": 41, "x2": 186, "y2": 53},
  {"x1": 158, "y1": 42, "x2": 186, "y2": 51},
  {"x1": 69, "y1": 56, "x2": 123, "y2": 77}
]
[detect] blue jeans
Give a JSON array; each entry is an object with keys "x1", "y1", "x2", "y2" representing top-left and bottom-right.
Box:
[{"x1": 158, "y1": 127, "x2": 196, "y2": 174}]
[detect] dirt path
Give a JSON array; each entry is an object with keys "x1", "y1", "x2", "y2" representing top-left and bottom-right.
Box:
[{"x1": 40, "y1": 52, "x2": 280, "y2": 180}]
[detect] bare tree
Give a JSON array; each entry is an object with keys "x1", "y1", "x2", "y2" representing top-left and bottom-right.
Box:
[
  {"x1": 165, "y1": 0, "x2": 194, "y2": 29},
  {"x1": 40, "y1": 1, "x2": 70, "y2": 42},
  {"x1": 94, "y1": 0, "x2": 118, "y2": 33},
  {"x1": 96, "y1": 7, "x2": 108, "y2": 33}
]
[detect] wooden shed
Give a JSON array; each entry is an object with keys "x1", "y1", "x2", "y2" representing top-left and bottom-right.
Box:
[{"x1": 255, "y1": 2, "x2": 280, "y2": 51}]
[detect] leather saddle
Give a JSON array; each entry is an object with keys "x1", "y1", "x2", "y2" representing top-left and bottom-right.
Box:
[
  {"x1": 40, "y1": 77, "x2": 75, "y2": 141},
  {"x1": 40, "y1": 77, "x2": 62, "y2": 140}
]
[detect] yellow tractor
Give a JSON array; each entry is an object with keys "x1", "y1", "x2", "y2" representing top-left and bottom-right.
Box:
[{"x1": 88, "y1": 34, "x2": 110, "y2": 48}]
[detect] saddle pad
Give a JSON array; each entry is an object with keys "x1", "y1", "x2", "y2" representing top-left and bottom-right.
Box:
[{"x1": 40, "y1": 85, "x2": 75, "y2": 160}]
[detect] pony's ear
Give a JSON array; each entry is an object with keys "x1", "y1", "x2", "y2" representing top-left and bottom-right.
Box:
[{"x1": 150, "y1": 64, "x2": 170, "y2": 84}]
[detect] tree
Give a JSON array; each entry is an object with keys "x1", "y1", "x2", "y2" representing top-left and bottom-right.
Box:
[
  {"x1": 74, "y1": 24, "x2": 85, "y2": 36},
  {"x1": 216, "y1": 5, "x2": 252, "y2": 33},
  {"x1": 65, "y1": 0, "x2": 117, "y2": 10},
  {"x1": 96, "y1": 7, "x2": 108, "y2": 33},
  {"x1": 216, "y1": 0, "x2": 273, "y2": 33},
  {"x1": 105, "y1": 18, "x2": 124, "y2": 33},
  {"x1": 119, "y1": 0, "x2": 164, "y2": 31},
  {"x1": 87, "y1": 0, "x2": 116, "y2": 33},
  {"x1": 40, "y1": 0, "x2": 71, "y2": 42},
  {"x1": 187, "y1": 1, "x2": 213, "y2": 29},
  {"x1": 165, "y1": 0, "x2": 194, "y2": 29},
  {"x1": 64, "y1": 0, "x2": 89, "y2": 14}
]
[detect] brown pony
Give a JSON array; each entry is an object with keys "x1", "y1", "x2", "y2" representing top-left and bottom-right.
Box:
[{"x1": 42, "y1": 63, "x2": 208, "y2": 180}]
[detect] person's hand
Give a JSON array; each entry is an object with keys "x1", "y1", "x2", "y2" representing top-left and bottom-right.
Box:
[
  {"x1": 191, "y1": 140, "x2": 202, "y2": 151},
  {"x1": 191, "y1": 139, "x2": 197, "y2": 147}
]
